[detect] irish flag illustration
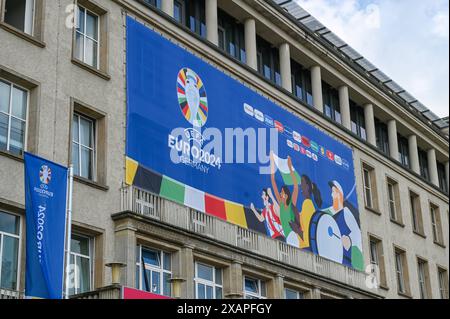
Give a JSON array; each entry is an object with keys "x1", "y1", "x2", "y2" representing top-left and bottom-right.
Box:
[{"x1": 273, "y1": 153, "x2": 301, "y2": 185}]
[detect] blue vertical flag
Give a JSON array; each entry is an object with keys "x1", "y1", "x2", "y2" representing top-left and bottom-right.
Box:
[{"x1": 24, "y1": 152, "x2": 68, "y2": 299}]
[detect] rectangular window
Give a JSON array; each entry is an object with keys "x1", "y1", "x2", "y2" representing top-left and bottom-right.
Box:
[
  {"x1": 417, "y1": 258, "x2": 431, "y2": 299},
  {"x1": 362, "y1": 164, "x2": 378, "y2": 211},
  {"x1": 375, "y1": 119, "x2": 390, "y2": 155},
  {"x1": 430, "y1": 204, "x2": 443, "y2": 245},
  {"x1": 322, "y1": 83, "x2": 341, "y2": 124},
  {"x1": 0, "y1": 79, "x2": 28, "y2": 156},
  {"x1": 194, "y1": 262, "x2": 223, "y2": 299},
  {"x1": 291, "y1": 60, "x2": 313, "y2": 106},
  {"x1": 257, "y1": 36, "x2": 281, "y2": 87},
  {"x1": 418, "y1": 149, "x2": 429, "y2": 181},
  {"x1": 438, "y1": 268, "x2": 449, "y2": 299},
  {"x1": 174, "y1": 0, "x2": 185, "y2": 24},
  {"x1": 0, "y1": 211, "x2": 20, "y2": 291},
  {"x1": 69, "y1": 234, "x2": 93, "y2": 295},
  {"x1": 217, "y1": 9, "x2": 246, "y2": 63},
  {"x1": 397, "y1": 134, "x2": 410, "y2": 168},
  {"x1": 387, "y1": 182, "x2": 396, "y2": 220},
  {"x1": 369, "y1": 237, "x2": 387, "y2": 288},
  {"x1": 243, "y1": 276, "x2": 266, "y2": 299},
  {"x1": 142, "y1": 0, "x2": 161, "y2": 9},
  {"x1": 3, "y1": 0, "x2": 35, "y2": 35},
  {"x1": 369, "y1": 240, "x2": 379, "y2": 266},
  {"x1": 409, "y1": 192, "x2": 424, "y2": 235},
  {"x1": 72, "y1": 113, "x2": 95, "y2": 181},
  {"x1": 437, "y1": 162, "x2": 448, "y2": 193},
  {"x1": 350, "y1": 101, "x2": 366, "y2": 140},
  {"x1": 386, "y1": 178, "x2": 402, "y2": 223},
  {"x1": 285, "y1": 287, "x2": 304, "y2": 299},
  {"x1": 136, "y1": 245, "x2": 172, "y2": 297},
  {"x1": 363, "y1": 168, "x2": 373, "y2": 208},
  {"x1": 394, "y1": 248, "x2": 409, "y2": 295},
  {"x1": 74, "y1": 5, "x2": 100, "y2": 69},
  {"x1": 174, "y1": 0, "x2": 205, "y2": 38}
]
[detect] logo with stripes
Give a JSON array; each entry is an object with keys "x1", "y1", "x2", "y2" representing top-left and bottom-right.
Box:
[{"x1": 177, "y1": 68, "x2": 209, "y2": 127}]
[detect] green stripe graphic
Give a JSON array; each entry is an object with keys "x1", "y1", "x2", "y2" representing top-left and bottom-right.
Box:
[{"x1": 160, "y1": 176, "x2": 185, "y2": 204}]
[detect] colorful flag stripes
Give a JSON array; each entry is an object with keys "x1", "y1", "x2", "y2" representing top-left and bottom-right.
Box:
[{"x1": 126, "y1": 157, "x2": 257, "y2": 232}]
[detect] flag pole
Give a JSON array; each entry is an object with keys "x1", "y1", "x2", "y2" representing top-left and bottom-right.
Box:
[{"x1": 64, "y1": 165, "x2": 74, "y2": 299}]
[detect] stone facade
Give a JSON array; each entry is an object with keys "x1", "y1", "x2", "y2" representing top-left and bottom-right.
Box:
[{"x1": 0, "y1": 0, "x2": 448, "y2": 299}]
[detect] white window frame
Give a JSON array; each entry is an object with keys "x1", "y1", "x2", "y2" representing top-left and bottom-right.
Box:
[
  {"x1": 0, "y1": 78, "x2": 29, "y2": 155},
  {"x1": 24, "y1": 0, "x2": 36, "y2": 35},
  {"x1": 410, "y1": 193, "x2": 420, "y2": 233},
  {"x1": 369, "y1": 239, "x2": 379, "y2": 267},
  {"x1": 438, "y1": 268, "x2": 448, "y2": 299},
  {"x1": 387, "y1": 182, "x2": 397, "y2": 221},
  {"x1": 430, "y1": 205, "x2": 441, "y2": 244},
  {"x1": 284, "y1": 287, "x2": 304, "y2": 299},
  {"x1": 417, "y1": 260, "x2": 428, "y2": 299},
  {"x1": 0, "y1": 210, "x2": 22, "y2": 292},
  {"x1": 3, "y1": 0, "x2": 35, "y2": 35},
  {"x1": 75, "y1": 4, "x2": 100, "y2": 69},
  {"x1": 395, "y1": 251, "x2": 406, "y2": 294},
  {"x1": 243, "y1": 276, "x2": 266, "y2": 300},
  {"x1": 69, "y1": 233, "x2": 94, "y2": 296},
  {"x1": 363, "y1": 168, "x2": 373, "y2": 208},
  {"x1": 194, "y1": 262, "x2": 223, "y2": 299},
  {"x1": 136, "y1": 245, "x2": 172, "y2": 297},
  {"x1": 72, "y1": 112, "x2": 96, "y2": 181}
]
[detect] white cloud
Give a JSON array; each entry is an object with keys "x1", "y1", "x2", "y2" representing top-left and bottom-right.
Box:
[
  {"x1": 295, "y1": 0, "x2": 449, "y2": 118},
  {"x1": 432, "y1": 11, "x2": 449, "y2": 39}
]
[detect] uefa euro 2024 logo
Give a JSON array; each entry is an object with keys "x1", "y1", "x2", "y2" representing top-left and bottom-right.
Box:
[
  {"x1": 170, "y1": 67, "x2": 278, "y2": 173},
  {"x1": 39, "y1": 165, "x2": 52, "y2": 185},
  {"x1": 177, "y1": 68, "x2": 208, "y2": 128}
]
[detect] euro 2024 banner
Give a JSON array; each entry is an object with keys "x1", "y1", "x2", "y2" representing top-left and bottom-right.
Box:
[
  {"x1": 125, "y1": 17, "x2": 363, "y2": 270},
  {"x1": 24, "y1": 152, "x2": 68, "y2": 299}
]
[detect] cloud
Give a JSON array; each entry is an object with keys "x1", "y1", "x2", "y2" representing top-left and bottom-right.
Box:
[
  {"x1": 432, "y1": 11, "x2": 449, "y2": 39},
  {"x1": 295, "y1": 0, "x2": 449, "y2": 117}
]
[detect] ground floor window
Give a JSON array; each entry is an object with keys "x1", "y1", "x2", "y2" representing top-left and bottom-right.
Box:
[
  {"x1": 68, "y1": 233, "x2": 93, "y2": 295},
  {"x1": 194, "y1": 262, "x2": 223, "y2": 299},
  {"x1": 243, "y1": 276, "x2": 266, "y2": 299},
  {"x1": 135, "y1": 245, "x2": 172, "y2": 297},
  {"x1": 0, "y1": 211, "x2": 20, "y2": 291},
  {"x1": 285, "y1": 287, "x2": 304, "y2": 299}
]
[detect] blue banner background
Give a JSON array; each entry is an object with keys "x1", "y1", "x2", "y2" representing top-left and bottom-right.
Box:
[
  {"x1": 126, "y1": 17, "x2": 363, "y2": 269},
  {"x1": 24, "y1": 152, "x2": 67, "y2": 299}
]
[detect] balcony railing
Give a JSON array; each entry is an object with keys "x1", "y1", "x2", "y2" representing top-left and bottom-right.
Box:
[
  {"x1": 70, "y1": 285, "x2": 122, "y2": 299},
  {"x1": 0, "y1": 288, "x2": 23, "y2": 299},
  {"x1": 121, "y1": 185, "x2": 372, "y2": 293}
]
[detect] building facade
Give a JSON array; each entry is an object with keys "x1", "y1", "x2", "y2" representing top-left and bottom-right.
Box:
[{"x1": 0, "y1": 0, "x2": 448, "y2": 300}]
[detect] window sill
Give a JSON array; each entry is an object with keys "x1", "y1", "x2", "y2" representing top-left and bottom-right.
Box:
[
  {"x1": 434, "y1": 241, "x2": 446, "y2": 249},
  {"x1": 74, "y1": 175, "x2": 109, "y2": 191},
  {"x1": 365, "y1": 206, "x2": 381, "y2": 216},
  {"x1": 0, "y1": 22, "x2": 45, "y2": 48},
  {"x1": 0, "y1": 149, "x2": 24, "y2": 163},
  {"x1": 413, "y1": 231, "x2": 427, "y2": 239},
  {"x1": 398, "y1": 291, "x2": 412, "y2": 299},
  {"x1": 379, "y1": 284, "x2": 389, "y2": 291},
  {"x1": 390, "y1": 219, "x2": 405, "y2": 228},
  {"x1": 71, "y1": 59, "x2": 111, "y2": 81}
]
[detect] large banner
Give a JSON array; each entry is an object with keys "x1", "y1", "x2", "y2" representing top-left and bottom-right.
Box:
[
  {"x1": 24, "y1": 152, "x2": 68, "y2": 299},
  {"x1": 126, "y1": 17, "x2": 363, "y2": 270}
]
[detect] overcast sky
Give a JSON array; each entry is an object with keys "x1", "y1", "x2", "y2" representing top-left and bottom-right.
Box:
[{"x1": 295, "y1": 0, "x2": 449, "y2": 118}]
